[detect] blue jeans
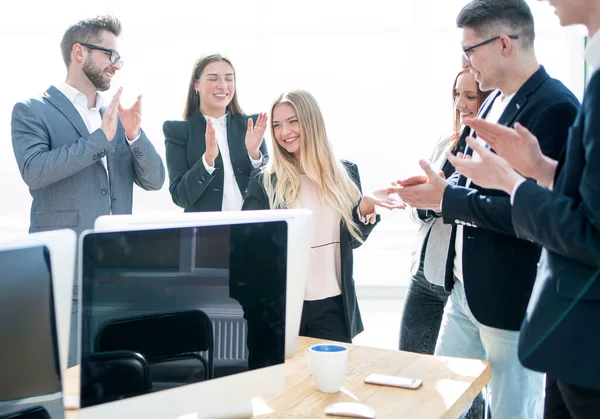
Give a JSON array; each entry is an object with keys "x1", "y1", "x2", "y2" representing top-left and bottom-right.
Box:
[
  {"x1": 399, "y1": 264, "x2": 450, "y2": 354},
  {"x1": 435, "y1": 280, "x2": 545, "y2": 419},
  {"x1": 400, "y1": 265, "x2": 488, "y2": 419}
]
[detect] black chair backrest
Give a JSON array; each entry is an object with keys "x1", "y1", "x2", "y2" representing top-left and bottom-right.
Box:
[
  {"x1": 94, "y1": 309, "x2": 213, "y2": 360},
  {"x1": 0, "y1": 406, "x2": 50, "y2": 419},
  {"x1": 80, "y1": 350, "x2": 152, "y2": 408}
]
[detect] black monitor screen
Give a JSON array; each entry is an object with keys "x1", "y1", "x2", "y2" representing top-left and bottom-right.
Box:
[
  {"x1": 80, "y1": 221, "x2": 287, "y2": 408},
  {"x1": 0, "y1": 245, "x2": 63, "y2": 418}
]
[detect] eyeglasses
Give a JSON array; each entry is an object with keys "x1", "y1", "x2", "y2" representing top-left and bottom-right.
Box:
[
  {"x1": 79, "y1": 43, "x2": 124, "y2": 67},
  {"x1": 462, "y1": 35, "x2": 519, "y2": 61}
]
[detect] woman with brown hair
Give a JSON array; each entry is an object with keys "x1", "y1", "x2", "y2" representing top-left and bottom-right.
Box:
[
  {"x1": 398, "y1": 68, "x2": 491, "y2": 417},
  {"x1": 164, "y1": 54, "x2": 268, "y2": 212}
]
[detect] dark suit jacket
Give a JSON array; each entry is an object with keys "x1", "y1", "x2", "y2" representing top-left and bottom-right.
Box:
[
  {"x1": 514, "y1": 69, "x2": 600, "y2": 390},
  {"x1": 11, "y1": 86, "x2": 165, "y2": 236},
  {"x1": 441, "y1": 66, "x2": 580, "y2": 331},
  {"x1": 164, "y1": 111, "x2": 267, "y2": 212},
  {"x1": 242, "y1": 161, "x2": 380, "y2": 339}
]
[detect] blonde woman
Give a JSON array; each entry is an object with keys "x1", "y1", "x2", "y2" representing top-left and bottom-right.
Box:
[{"x1": 243, "y1": 89, "x2": 403, "y2": 342}]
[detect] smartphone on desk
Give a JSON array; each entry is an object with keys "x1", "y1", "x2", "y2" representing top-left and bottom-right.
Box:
[{"x1": 364, "y1": 373, "x2": 423, "y2": 390}]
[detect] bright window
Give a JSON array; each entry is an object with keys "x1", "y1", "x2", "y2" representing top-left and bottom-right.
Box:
[{"x1": 0, "y1": 1, "x2": 586, "y2": 289}]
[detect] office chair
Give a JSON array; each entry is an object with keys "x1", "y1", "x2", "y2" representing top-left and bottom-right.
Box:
[
  {"x1": 80, "y1": 350, "x2": 152, "y2": 408},
  {"x1": 0, "y1": 406, "x2": 50, "y2": 419},
  {"x1": 94, "y1": 309, "x2": 214, "y2": 381}
]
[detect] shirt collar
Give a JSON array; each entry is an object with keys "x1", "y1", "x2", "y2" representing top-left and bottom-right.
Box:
[
  {"x1": 585, "y1": 29, "x2": 600, "y2": 70},
  {"x1": 499, "y1": 92, "x2": 515, "y2": 105},
  {"x1": 203, "y1": 112, "x2": 228, "y2": 127},
  {"x1": 56, "y1": 82, "x2": 104, "y2": 109}
]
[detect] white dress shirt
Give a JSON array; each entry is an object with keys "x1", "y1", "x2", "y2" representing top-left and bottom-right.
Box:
[
  {"x1": 56, "y1": 82, "x2": 139, "y2": 213},
  {"x1": 453, "y1": 92, "x2": 515, "y2": 282},
  {"x1": 201, "y1": 113, "x2": 262, "y2": 211},
  {"x1": 585, "y1": 29, "x2": 600, "y2": 70}
]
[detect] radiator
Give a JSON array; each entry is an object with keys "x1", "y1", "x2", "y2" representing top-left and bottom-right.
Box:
[
  {"x1": 85, "y1": 306, "x2": 249, "y2": 363},
  {"x1": 209, "y1": 314, "x2": 248, "y2": 361}
]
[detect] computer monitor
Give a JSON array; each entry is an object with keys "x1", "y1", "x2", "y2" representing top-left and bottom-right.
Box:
[
  {"x1": 0, "y1": 230, "x2": 76, "y2": 380},
  {"x1": 79, "y1": 209, "x2": 314, "y2": 419},
  {"x1": 0, "y1": 229, "x2": 77, "y2": 418},
  {"x1": 93, "y1": 209, "x2": 314, "y2": 360}
]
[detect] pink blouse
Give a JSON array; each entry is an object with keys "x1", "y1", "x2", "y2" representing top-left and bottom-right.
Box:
[{"x1": 294, "y1": 175, "x2": 343, "y2": 301}]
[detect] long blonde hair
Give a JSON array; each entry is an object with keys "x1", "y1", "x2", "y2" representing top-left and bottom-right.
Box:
[{"x1": 262, "y1": 90, "x2": 363, "y2": 242}]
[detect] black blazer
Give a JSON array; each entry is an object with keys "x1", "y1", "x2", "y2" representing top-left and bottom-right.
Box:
[
  {"x1": 513, "y1": 69, "x2": 600, "y2": 390},
  {"x1": 164, "y1": 111, "x2": 268, "y2": 212},
  {"x1": 441, "y1": 66, "x2": 580, "y2": 331},
  {"x1": 242, "y1": 161, "x2": 380, "y2": 339}
]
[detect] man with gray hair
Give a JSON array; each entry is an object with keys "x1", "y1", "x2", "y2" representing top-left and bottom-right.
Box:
[{"x1": 389, "y1": 1, "x2": 579, "y2": 417}]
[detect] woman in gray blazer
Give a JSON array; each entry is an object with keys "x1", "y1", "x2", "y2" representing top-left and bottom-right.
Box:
[
  {"x1": 398, "y1": 69, "x2": 490, "y2": 417},
  {"x1": 164, "y1": 54, "x2": 268, "y2": 212},
  {"x1": 399, "y1": 68, "x2": 492, "y2": 351},
  {"x1": 399, "y1": 69, "x2": 490, "y2": 418}
]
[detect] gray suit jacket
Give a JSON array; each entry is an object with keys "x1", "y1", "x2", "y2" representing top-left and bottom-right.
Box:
[
  {"x1": 11, "y1": 85, "x2": 165, "y2": 236},
  {"x1": 409, "y1": 135, "x2": 454, "y2": 286}
]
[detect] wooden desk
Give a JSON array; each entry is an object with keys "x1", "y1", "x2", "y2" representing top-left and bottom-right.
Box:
[{"x1": 65, "y1": 337, "x2": 490, "y2": 418}]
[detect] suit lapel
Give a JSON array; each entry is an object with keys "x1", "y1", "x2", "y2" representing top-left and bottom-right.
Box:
[
  {"x1": 45, "y1": 85, "x2": 90, "y2": 138},
  {"x1": 227, "y1": 114, "x2": 246, "y2": 191},
  {"x1": 497, "y1": 66, "x2": 549, "y2": 127},
  {"x1": 227, "y1": 114, "x2": 244, "y2": 167}
]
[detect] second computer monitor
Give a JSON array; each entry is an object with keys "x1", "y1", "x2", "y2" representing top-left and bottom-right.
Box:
[{"x1": 93, "y1": 209, "x2": 314, "y2": 360}]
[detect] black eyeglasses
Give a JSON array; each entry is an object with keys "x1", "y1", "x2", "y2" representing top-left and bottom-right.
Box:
[
  {"x1": 462, "y1": 35, "x2": 520, "y2": 61},
  {"x1": 79, "y1": 43, "x2": 124, "y2": 67}
]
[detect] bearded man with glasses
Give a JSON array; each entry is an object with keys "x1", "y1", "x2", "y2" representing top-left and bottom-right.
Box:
[{"x1": 10, "y1": 15, "x2": 165, "y2": 367}]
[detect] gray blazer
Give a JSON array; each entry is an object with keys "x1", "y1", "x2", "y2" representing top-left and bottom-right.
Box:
[
  {"x1": 11, "y1": 85, "x2": 165, "y2": 236},
  {"x1": 409, "y1": 135, "x2": 454, "y2": 286}
]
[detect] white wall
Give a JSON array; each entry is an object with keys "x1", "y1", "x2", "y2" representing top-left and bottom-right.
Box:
[{"x1": 0, "y1": 0, "x2": 585, "y2": 287}]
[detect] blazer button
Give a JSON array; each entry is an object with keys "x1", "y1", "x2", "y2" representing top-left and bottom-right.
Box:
[{"x1": 101, "y1": 189, "x2": 108, "y2": 195}]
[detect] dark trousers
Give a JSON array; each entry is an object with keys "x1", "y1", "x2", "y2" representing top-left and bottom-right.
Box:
[
  {"x1": 242, "y1": 295, "x2": 286, "y2": 371},
  {"x1": 399, "y1": 261, "x2": 489, "y2": 419},
  {"x1": 299, "y1": 295, "x2": 351, "y2": 343},
  {"x1": 545, "y1": 376, "x2": 600, "y2": 419},
  {"x1": 399, "y1": 263, "x2": 450, "y2": 354}
]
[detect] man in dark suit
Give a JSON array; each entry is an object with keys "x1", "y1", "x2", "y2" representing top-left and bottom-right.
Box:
[
  {"x1": 389, "y1": 1, "x2": 580, "y2": 417},
  {"x1": 447, "y1": 1, "x2": 600, "y2": 416}
]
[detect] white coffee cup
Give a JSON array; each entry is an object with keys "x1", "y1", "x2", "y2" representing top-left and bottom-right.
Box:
[{"x1": 305, "y1": 343, "x2": 348, "y2": 393}]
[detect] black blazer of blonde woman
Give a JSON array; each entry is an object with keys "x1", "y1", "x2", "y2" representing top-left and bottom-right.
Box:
[{"x1": 242, "y1": 160, "x2": 379, "y2": 339}]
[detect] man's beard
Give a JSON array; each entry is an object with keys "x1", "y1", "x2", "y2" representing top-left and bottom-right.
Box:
[{"x1": 83, "y1": 56, "x2": 110, "y2": 91}]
